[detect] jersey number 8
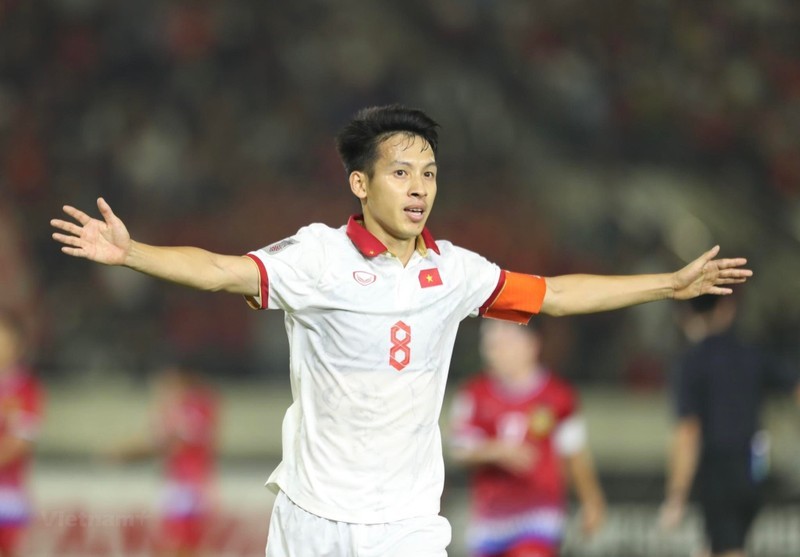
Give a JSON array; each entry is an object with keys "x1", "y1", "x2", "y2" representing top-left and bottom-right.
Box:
[{"x1": 389, "y1": 321, "x2": 411, "y2": 371}]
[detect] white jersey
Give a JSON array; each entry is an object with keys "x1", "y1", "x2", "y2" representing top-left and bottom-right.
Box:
[{"x1": 245, "y1": 216, "x2": 505, "y2": 524}]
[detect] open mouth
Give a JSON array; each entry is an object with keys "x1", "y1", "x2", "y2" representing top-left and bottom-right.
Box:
[{"x1": 405, "y1": 208, "x2": 425, "y2": 222}]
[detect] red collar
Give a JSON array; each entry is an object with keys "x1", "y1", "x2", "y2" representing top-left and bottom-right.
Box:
[{"x1": 346, "y1": 215, "x2": 440, "y2": 258}]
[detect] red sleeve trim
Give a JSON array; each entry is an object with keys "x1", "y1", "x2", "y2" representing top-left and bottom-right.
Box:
[
  {"x1": 479, "y1": 269, "x2": 507, "y2": 316},
  {"x1": 481, "y1": 270, "x2": 546, "y2": 324},
  {"x1": 244, "y1": 253, "x2": 269, "y2": 310}
]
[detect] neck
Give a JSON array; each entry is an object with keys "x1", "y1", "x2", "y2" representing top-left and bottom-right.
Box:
[
  {"x1": 386, "y1": 238, "x2": 416, "y2": 266},
  {"x1": 362, "y1": 215, "x2": 417, "y2": 265}
]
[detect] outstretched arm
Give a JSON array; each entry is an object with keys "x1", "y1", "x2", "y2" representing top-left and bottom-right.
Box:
[
  {"x1": 51, "y1": 198, "x2": 259, "y2": 296},
  {"x1": 540, "y1": 246, "x2": 751, "y2": 316}
]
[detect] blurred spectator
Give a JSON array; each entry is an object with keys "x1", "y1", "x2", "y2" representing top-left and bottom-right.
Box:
[
  {"x1": 0, "y1": 311, "x2": 45, "y2": 557},
  {"x1": 660, "y1": 294, "x2": 800, "y2": 557},
  {"x1": 0, "y1": 0, "x2": 797, "y2": 382},
  {"x1": 449, "y1": 320, "x2": 605, "y2": 557}
]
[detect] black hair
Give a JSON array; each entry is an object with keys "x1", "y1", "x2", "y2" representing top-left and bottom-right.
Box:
[{"x1": 334, "y1": 104, "x2": 440, "y2": 176}]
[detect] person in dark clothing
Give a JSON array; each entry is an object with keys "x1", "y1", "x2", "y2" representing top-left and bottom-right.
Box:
[{"x1": 660, "y1": 294, "x2": 800, "y2": 557}]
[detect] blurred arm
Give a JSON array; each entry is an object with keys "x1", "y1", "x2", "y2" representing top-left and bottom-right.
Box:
[
  {"x1": 540, "y1": 246, "x2": 751, "y2": 316},
  {"x1": 0, "y1": 437, "x2": 33, "y2": 467},
  {"x1": 565, "y1": 447, "x2": 606, "y2": 536},
  {"x1": 51, "y1": 198, "x2": 259, "y2": 296},
  {"x1": 450, "y1": 440, "x2": 535, "y2": 476},
  {"x1": 660, "y1": 416, "x2": 701, "y2": 529}
]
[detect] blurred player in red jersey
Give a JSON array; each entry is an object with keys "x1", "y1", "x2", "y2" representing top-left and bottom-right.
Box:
[
  {"x1": 449, "y1": 320, "x2": 605, "y2": 557},
  {"x1": 0, "y1": 311, "x2": 44, "y2": 557},
  {"x1": 107, "y1": 361, "x2": 219, "y2": 557}
]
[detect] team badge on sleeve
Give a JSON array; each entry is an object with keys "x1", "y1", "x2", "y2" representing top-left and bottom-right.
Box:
[
  {"x1": 418, "y1": 268, "x2": 443, "y2": 288},
  {"x1": 263, "y1": 238, "x2": 298, "y2": 254}
]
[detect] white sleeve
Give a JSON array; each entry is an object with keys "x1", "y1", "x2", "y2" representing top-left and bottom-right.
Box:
[
  {"x1": 554, "y1": 415, "x2": 587, "y2": 456},
  {"x1": 443, "y1": 243, "x2": 502, "y2": 319},
  {"x1": 245, "y1": 224, "x2": 326, "y2": 312}
]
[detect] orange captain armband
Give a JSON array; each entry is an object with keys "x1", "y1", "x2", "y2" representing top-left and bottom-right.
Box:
[{"x1": 480, "y1": 270, "x2": 547, "y2": 324}]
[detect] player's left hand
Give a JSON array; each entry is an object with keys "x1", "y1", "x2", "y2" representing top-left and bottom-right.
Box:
[{"x1": 671, "y1": 246, "x2": 752, "y2": 300}]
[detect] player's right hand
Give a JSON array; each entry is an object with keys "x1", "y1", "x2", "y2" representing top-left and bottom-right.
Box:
[
  {"x1": 492, "y1": 441, "x2": 536, "y2": 475},
  {"x1": 51, "y1": 197, "x2": 131, "y2": 265}
]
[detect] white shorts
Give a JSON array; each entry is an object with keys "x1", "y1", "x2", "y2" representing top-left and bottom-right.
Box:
[{"x1": 265, "y1": 491, "x2": 451, "y2": 557}]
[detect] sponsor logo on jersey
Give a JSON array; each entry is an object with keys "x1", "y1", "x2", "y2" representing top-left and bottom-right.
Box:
[
  {"x1": 353, "y1": 271, "x2": 377, "y2": 285},
  {"x1": 263, "y1": 238, "x2": 297, "y2": 254},
  {"x1": 418, "y1": 268, "x2": 443, "y2": 288},
  {"x1": 529, "y1": 406, "x2": 555, "y2": 437}
]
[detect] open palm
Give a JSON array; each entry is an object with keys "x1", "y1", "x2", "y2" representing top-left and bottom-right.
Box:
[
  {"x1": 672, "y1": 245, "x2": 751, "y2": 300},
  {"x1": 51, "y1": 198, "x2": 131, "y2": 265}
]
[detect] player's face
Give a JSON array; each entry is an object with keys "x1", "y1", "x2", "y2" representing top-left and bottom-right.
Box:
[
  {"x1": 480, "y1": 320, "x2": 538, "y2": 380},
  {"x1": 350, "y1": 133, "x2": 437, "y2": 256}
]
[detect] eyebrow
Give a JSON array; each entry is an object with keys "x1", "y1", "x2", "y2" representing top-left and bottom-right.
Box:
[{"x1": 390, "y1": 160, "x2": 438, "y2": 168}]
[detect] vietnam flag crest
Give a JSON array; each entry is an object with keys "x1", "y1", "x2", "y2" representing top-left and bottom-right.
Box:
[{"x1": 419, "y1": 268, "x2": 443, "y2": 288}]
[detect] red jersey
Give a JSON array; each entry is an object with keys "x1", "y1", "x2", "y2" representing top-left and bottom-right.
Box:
[
  {"x1": 450, "y1": 370, "x2": 579, "y2": 554},
  {"x1": 156, "y1": 386, "x2": 218, "y2": 487},
  {"x1": 452, "y1": 372, "x2": 580, "y2": 555},
  {"x1": 452, "y1": 371, "x2": 578, "y2": 516},
  {"x1": 0, "y1": 366, "x2": 43, "y2": 489}
]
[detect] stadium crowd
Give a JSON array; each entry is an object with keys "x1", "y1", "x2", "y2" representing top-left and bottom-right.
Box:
[{"x1": 1, "y1": 0, "x2": 797, "y2": 384}]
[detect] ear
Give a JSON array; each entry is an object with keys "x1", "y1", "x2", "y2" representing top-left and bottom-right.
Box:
[{"x1": 349, "y1": 171, "x2": 368, "y2": 200}]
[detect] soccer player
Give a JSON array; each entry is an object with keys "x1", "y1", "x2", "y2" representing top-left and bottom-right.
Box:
[
  {"x1": 450, "y1": 319, "x2": 605, "y2": 557},
  {"x1": 51, "y1": 105, "x2": 751, "y2": 557},
  {"x1": 106, "y1": 363, "x2": 219, "y2": 557},
  {"x1": 659, "y1": 295, "x2": 800, "y2": 557},
  {"x1": 0, "y1": 311, "x2": 44, "y2": 557}
]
